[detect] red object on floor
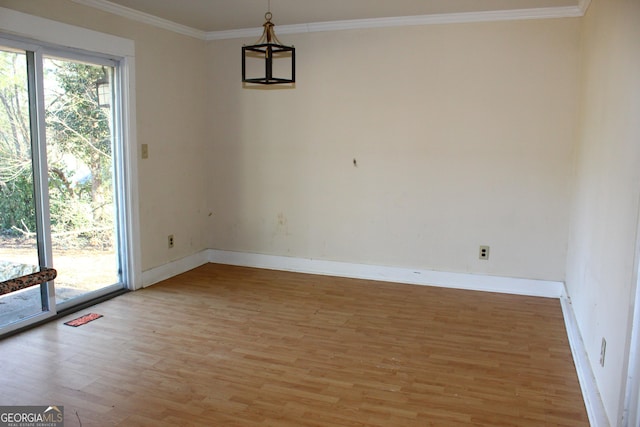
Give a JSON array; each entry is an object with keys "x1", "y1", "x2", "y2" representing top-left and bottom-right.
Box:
[{"x1": 64, "y1": 313, "x2": 103, "y2": 327}]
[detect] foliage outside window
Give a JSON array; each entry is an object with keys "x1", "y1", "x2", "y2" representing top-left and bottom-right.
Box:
[{"x1": 0, "y1": 51, "x2": 114, "y2": 250}]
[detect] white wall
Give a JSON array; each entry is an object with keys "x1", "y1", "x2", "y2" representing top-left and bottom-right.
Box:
[
  {"x1": 207, "y1": 19, "x2": 580, "y2": 282},
  {"x1": 565, "y1": 0, "x2": 640, "y2": 423},
  {"x1": 0, "y1": 0, "x2": 582, "y2": 285}
]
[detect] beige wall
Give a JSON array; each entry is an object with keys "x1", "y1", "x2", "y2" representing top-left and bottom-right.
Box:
[
  {"x1": 207, "y1": 19, "x2": 580, "y2": 281},
  {"x1": 0, "y1": 0, "x2": 210, "y2": 271},
  {"x1": 0, "y1": 1, "x2": 582, "y2": 282},
  {"x1": 566, "y1": 0, "x2": 640, "y2": 423}
]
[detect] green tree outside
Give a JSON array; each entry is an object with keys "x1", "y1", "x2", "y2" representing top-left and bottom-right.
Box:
[{"x1": 0, "y1": 50, "x2": 114, "y2": 249}]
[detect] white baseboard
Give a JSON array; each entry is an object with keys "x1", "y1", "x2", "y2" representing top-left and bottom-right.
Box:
[
  {"x1": 560, "y1": 293, "x2": 610, "y2": 427},
  {"x1": 206, "y1": 249, "x2": 564, "y2": 298},
  {"x1": 141, "y1": 251, "x2": 209, "y2": 287},
  {"x1": 142, "y1": 249, "x2": 564, "y2": 297}
]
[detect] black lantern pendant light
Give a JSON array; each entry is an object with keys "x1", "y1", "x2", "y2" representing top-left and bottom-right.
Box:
[{"x1": 242, "y1": 2, "x2": 295, "y2": 85}]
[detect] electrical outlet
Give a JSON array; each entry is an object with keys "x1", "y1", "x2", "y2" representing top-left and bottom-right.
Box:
[
  {"x1": 168, "y1": 234, "x2": 174, "y2": 249},
  {"x1": 600, "y1": 337, "x2": 606, "y2": 367},
  {"x1": 141, "y1": 144, "x2": 149, "y2": 159},
  {"x1": 479, "y1": 245, "x2": 490, "y2": 260}
]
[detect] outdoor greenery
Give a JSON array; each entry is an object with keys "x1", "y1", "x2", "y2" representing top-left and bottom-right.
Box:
[
  {"x1": 0, "y1": 52, "x2": 33, "y2": 234},
  {"x1": 0, "y1": 50, "x2": 114, "y2": 248}
]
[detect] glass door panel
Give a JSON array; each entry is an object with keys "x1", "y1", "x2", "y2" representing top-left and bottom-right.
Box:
[
  {"x1": 42, "y1": 57, "x2": 121, "y2": 305},
  {"x1": 0, "y1": 47, "x2": 46, "y2": 327}
]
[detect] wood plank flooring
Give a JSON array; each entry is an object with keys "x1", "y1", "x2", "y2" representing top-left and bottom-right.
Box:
[{"x1": 0, "y1": 263, "x2": 588, "y2": 426}]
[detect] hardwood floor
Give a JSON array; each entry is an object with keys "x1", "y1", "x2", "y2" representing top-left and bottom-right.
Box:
[{"x1": 0, "y1": 263, "x2": 588, "y2": 426}]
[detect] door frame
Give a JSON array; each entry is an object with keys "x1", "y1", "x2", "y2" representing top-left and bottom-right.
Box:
[{"x1": 620, "y1": 186, "x2": 640, "y2": 426}]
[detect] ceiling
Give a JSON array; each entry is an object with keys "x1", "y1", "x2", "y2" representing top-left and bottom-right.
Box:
[{"x1": 86, "y1": 0, "x2": 581, "y2": 33}]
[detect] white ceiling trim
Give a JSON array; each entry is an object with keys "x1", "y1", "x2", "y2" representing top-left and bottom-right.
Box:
[
  {"x1": 578, "y1": 0, "x2": 592, "y2": 14},
  {"x1": 72, "y1": 0, "x2": 586, "y2": 42},
  {"x1": 207, "y1": 6, "x2": 584, "y2": 40},
  {"x1": 71, "y1": 0, "x2": 207, "y2": 39}
]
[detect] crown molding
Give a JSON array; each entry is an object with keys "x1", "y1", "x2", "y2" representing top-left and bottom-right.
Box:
[
  {"x1": 208, "y1": 6, "x2": 584, "y2": 40},
  {"x1": 71, "y1": 0, "x2": 586, "y2": 42},
  {"x1": 578, "y1": 0, "x2": 593, "y2": 14},
  {"x1": 71, "y1": 0, "x2": 207, "y2": 39}
]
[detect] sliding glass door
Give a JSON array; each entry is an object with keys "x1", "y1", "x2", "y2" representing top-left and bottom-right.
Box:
[
  {"x1": 42, "y1": 56, "x2": 122, "y2": 307},
  {"x1": 0, "y1": 39, "x2": 126, "y2": 333}
]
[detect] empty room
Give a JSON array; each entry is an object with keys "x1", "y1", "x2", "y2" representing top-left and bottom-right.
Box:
[{"x1": 0, "y1": 0, "x2": 638, "y2": 426}]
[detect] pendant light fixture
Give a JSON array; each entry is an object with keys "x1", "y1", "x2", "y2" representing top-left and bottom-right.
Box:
[{"x1": 242, "y1": 1, "x2": 295, "y2": 85}]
